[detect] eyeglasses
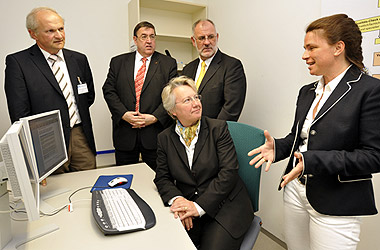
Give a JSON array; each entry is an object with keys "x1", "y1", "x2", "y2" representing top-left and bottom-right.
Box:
[
  {"x1": 176, "y1": 95, "x2": 202, "y2": 105},
  {"x1": 137, "y1": 34, "x2": 156, "y2": 41},
  {"x1": 193, "y1": 34, "x2": 217, "y2": 43}
]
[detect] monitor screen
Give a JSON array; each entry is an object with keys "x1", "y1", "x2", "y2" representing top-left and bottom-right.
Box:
[
  {"x1": 21, "y1": 110, "x2": 67, "y2": 183},
  {"x1": 0, "y1": 110, "x2": 68, "y2": 222}
]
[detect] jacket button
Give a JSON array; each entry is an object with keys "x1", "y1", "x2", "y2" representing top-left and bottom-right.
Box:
[{"x1": 310, "y1": 130, "x2": 316, "y2": 135}]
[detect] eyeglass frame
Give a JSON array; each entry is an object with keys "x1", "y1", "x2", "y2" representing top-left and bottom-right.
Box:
[
  {"x1": 175, "y1": 94, "x2": 202, "y2": 105},
  {"x1": 135, "y1": 34, "x2": 156, "y2": 41},
  {"x1": 192, "y1": 34, "x2": 217, "y2": 43}
]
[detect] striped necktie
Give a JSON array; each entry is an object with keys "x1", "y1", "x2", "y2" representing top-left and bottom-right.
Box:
[
  {"x1": 196, "y1": 61, "x2": 206, "y2": 89},
  {"x1": 48, "y1": 54, "x2": 78, "y2": 127},
  {"x1": 135, "y1": 57, "x2": 147, "y2": 111}
]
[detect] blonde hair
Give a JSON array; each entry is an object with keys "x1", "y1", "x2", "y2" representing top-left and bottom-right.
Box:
[
  {"x1": 161, "y1": 76, "x2": 197, "y2": 119},
  {"x1": 26, "y1": 7, "x2": 64, "y2": 33}
]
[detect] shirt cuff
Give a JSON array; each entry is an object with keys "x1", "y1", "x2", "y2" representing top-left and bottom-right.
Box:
[
  {"x1": 194, "y1": 202, "x2": 206, "y2": 217},
  {"x1": 168, "y1": 196, "x2": 182, "y2": 206}
]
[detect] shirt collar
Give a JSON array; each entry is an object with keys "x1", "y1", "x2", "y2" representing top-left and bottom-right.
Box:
[
  {"x1": 316, "y1": 64, "x2": 352, "y2": 94},
  {"x1": 136, "y1": 51, "x2": 152, "y2": 62},
  {"x1": 175, "y1": 119, "x2": 201, "y2": 137},
  {"x1": 198, "y1": 48, "x2": 218, "y2": 67},
  {"x1": 39, "y1": 46, "x2": 64, "y2": 62}
]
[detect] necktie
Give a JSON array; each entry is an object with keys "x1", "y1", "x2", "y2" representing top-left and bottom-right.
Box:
[
  {"x1": 312, "y1": 87, "x2": 325, "y2": 119},
  {"x1": 135, "y1": 57, "x2": 147, "y2": 111},
  {"x1": 196, "y1": 61, "x2": 206, "y2": 89},
  {"x1": 48, "y1": 55, "x2": 78, "y2": 127}
]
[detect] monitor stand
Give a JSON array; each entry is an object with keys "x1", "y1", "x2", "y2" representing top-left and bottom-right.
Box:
[
  {"x1": 0, "y1": 182, "x2": 59, "y2": 250},
  {"x1": 39, "y1": 185, "x2": 70, "y2": 214}
]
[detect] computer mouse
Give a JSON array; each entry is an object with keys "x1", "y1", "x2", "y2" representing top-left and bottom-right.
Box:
[{"x1": 108, "y1": 177, "x2": 128, "y2": 187}]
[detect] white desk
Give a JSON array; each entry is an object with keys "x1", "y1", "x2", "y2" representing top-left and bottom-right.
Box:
[{"x1": 11, "y1": 163, "x2": 196, "y2": 250}]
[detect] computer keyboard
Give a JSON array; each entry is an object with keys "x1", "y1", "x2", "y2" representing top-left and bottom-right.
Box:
[{"x1": 92, "y1": 188, "x2": 156, "y2": 235}]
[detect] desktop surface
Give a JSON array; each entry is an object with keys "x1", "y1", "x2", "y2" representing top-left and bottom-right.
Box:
[{"x1": 11, "y1": 163, "x2": 196, "y2": 250}]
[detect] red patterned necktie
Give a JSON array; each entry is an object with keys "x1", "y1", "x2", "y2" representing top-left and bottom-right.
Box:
[{"x1": 135, "y1": 57, "x2": 147, "y2": 111}]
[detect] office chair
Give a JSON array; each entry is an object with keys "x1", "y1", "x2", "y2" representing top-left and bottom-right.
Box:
[{"x1": 226, "y1": 121, "x2": 265, "y2": 250}]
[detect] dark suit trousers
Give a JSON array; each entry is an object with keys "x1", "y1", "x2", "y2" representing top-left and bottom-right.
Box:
[
  {"x1": 188, "y1": 215, "x2": 245, "y2": 250},
  {"x1": 115, "y1": 130, "x2": 157, "y2": 171}
]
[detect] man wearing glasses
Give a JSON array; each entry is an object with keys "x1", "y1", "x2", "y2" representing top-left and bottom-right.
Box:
[
  {"x1": 182, "y1": 19, "x2": 247, "y2": 122},
  {"x1": 103, "y1": 21, "x2": 177, "y2": 170}
]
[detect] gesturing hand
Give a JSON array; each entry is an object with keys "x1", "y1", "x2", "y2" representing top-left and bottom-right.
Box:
[{"x1": 248, "y1": 130, "x2": 275, "y2": 172}]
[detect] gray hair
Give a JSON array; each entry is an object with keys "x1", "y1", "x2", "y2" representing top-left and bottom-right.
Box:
[
  {"x1": 26, "y1": 7, "x2": 64, "y2": 33},
  {"x1": 162, "y1": 76, "x2": 197, "y2": 119},
  {"x1": 192, "y1": 19, "x2": 217, "y2": 35}
]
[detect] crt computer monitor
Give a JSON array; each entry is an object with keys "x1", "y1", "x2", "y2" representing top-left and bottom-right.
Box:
[{"x1": 0, "y1": 110, "x2": 67, "y2": 249}]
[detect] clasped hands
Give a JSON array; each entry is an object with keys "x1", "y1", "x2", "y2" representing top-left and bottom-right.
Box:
[
  {"x1": 248, "y1": 130, "x2": 304, "y2": 188},
  {"x1": 170, "y1": 197, "x2": 199, "y2": 231},
  {"x1": 122, "y1": 111, "x2": 157, "y2": 128}
]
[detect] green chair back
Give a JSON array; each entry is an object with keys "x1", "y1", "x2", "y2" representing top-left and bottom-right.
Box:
[{"x1": 227, "y1": 121, "x2": 264, "y2": 212}]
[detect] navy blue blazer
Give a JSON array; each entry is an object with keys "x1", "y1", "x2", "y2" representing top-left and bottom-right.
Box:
[
  {"x1": 5, "y1": 44, "x2": 96, "y2": 154},
  {"x1": 275, "y1": 66, "x2": 380, "y2": 216}
]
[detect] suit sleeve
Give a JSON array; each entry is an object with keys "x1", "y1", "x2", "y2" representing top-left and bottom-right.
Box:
[
  {"x1": 152, "y1": 57, "x2": 178, "y2": 127},
  {"x1": 4, "y1": 55, "x2": 32, "y2": 123},
  {"x1": 102, "y1": 57, "x2": 128, "y2": 124},
  {"x1": 154, "y1": 133, "x2": 184, "y2": 205},
  {"x1": 195, "y1": 123, "x2": 240, "y2": 217},
  {"x1": 218, "y1": 59, "x2": 247, "y2": 121}
]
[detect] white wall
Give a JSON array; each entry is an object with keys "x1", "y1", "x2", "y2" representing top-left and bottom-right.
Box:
[
  {"x1": 208, "y1": 0, "x2": 380, "y2": 249},
  {"x1": 0, "y1": 0, "x2": 379, "y2": 249},
  {"x1": 0, "y1": 0, "x2": 130, "y2": 152}
]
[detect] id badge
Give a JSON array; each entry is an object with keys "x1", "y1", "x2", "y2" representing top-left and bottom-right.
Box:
[{"x1": 77, "y1": 77, "x2": 89, "y2": 94}]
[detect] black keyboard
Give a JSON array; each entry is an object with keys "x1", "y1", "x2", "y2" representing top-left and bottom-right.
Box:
[{"x1": 91, "y1": 188, "x2": 156, "y2": 235}]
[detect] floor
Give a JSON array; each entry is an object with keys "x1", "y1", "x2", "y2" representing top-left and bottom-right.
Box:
[{"x1": 252, "y1": 229, "x2": 287, "y2": 250}]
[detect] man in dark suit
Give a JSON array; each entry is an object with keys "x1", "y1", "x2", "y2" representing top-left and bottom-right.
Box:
[
  {"x1": 155, "y1": 76, "x2": 254, "y2": 250},
  {"x1": 4, "y1": 7, "x2": 96, "y2": 175},
  {"x1": 103, "y1": 21, "x2": 177, "y2": 170},
  {"x1": 182, "y1": 19, "x2": 246, "y2": 121}
]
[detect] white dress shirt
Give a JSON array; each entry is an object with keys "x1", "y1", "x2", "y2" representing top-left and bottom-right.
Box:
[
  {"x1": 134, "y1": 51, "x2": 152, "y2": 81},
  {"x1": 168, "y1": 120, "x2": 206, "y2": 217},
  {"x1": 40, "y1": 47, "x2": 82, "y2": 124},
  {"x1": 194, "y1": 49, "x2": 218, "y2": 84}
]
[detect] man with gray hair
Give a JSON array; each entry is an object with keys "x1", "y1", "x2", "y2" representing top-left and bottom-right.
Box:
[
  {"x1": 182, "y1": 19, "x2": 247, "y2": 121},
  {"x1": 4, "y1": 7, "x2": 97, "y2": 175}
]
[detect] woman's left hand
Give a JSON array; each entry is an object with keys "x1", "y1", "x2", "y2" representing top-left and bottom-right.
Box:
[
  {"x1": 170, "y1": 197, "x2": 199, "y2": 220},
  {"x1": 280, "y1": 152, "x2": 304, "y2": 188}
]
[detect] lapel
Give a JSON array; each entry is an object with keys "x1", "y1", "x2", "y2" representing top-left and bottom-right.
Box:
[
  {"x1": 126, "y1": 52, "x2": 137, "y2": 97},
  {"x1": 29, "y1": 44, "x2": 63, "y2": 96},
  {"x1": 169, "y1": 125, "x2": 192, "y2": 171},
  {"x1": 198, "y1": 50, "x2": 222, "y2": 93},
  {"x1": 312, "y1": 67, "x2": 358, "y2": 123},
  {"x1": 63, "y1": 49, "x2": 80, "y2": 101},
  {"x1": 298, "y1": 82, "x2": 317, "y2": 126},
  {"x1": 186, "y1": 58, "x2": 199, "y2": 79},
  {"x1": 192, "y1": 117, "x2": 208, "y2": 166},
  {"x1": 142, "y1": 52, "x2": 159, "y2": 93}
]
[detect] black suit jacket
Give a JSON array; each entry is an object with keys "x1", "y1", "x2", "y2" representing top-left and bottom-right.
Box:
[
  {"x1": 102, "y1": 51, "x2": 177, "y2": 151},
  {"x1": 154, "y1": 117, "x2": 254, "y2": 238},
  {"x1": 5, "y1": 44, "x2": 96, "y2": 154},
  {"x1": 182, "y1": 50, "x2": 246, "y2": 121},
  {"x1": 275, "y1": 66, "x2": 380, "y2": 216}
]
